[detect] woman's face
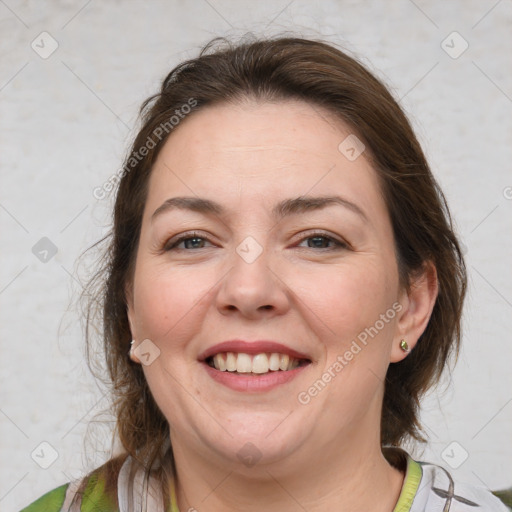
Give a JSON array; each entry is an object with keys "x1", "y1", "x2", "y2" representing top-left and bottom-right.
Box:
[{"x1": 127, "y1": 99, "x2": 409, "y2": 469}]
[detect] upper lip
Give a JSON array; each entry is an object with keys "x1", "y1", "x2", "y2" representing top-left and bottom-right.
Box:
[{"x1": 198, "y1": 340, "x2": 312, "y2": 362}]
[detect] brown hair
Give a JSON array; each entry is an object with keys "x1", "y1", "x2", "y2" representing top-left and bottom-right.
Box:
[{"x1": 84, "y1": 35, "x2": 466, "y2": 476}]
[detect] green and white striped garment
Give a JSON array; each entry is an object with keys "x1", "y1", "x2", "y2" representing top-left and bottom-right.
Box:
[{"x1": 20, "y1": 450, "x2": 510, "y2": 512}]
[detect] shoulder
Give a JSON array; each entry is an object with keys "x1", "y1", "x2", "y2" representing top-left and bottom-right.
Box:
[
  {"x1": 19, "y1": 456, "x2": 126, "y2": 512},
  {"x1": 412, "y1": 457, "x2": 511, "y2": 511}
]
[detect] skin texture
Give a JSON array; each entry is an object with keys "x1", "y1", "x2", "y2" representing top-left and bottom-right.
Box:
[{"x1": 126, "y1": 99, "x2": 438, "y2": 511}]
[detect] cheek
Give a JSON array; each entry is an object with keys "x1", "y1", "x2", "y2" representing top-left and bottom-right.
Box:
[
  {"x1": 133, "y1": 263, "x2": 214, "y2": 345},
  {"x1": 295, "y1": 259, "x2": 394, "y2": 335}
]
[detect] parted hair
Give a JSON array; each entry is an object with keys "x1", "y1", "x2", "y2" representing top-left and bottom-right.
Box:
[{"x1": 84, "y1": 34, "x2": 467, "y2": 476}]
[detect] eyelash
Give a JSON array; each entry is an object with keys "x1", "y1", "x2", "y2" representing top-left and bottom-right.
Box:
[{"x1": 164, "y1": 231, "x2": 349, "y2": 251}]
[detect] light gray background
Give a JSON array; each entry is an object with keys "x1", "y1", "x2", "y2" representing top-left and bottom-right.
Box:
[{"x1": 1, "y1": 1, "x2": 511, "y2": 510}]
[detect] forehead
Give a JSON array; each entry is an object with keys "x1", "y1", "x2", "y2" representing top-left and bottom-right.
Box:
[
  {"x1": 144, "y1": 99, "x2": 385, "y2": 222},
  {"x1": 156, "y1": 99, "x2": 355, "y2": 169}
]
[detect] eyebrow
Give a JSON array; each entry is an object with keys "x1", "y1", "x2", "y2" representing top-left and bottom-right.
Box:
[{"x1": 151, "y1": 195, "x2": 368, "y2": 223}]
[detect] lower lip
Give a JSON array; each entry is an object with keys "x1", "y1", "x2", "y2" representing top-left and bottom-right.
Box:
[{"x1": 201, "y1": 362, "x2": 308, "y2": 392}]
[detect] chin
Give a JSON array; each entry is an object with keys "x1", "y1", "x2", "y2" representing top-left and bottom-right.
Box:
[{"x1": 201, "y1": 412, "x2": 306, "y2": 466}]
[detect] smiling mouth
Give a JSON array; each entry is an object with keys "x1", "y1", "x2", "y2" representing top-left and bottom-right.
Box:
[{"x1": 206, "y1": 352, "x2": 311, "y2": 375}]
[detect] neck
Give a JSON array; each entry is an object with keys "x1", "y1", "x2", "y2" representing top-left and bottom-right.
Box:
[{"x1": 170, "y1": 432, "x2": 405, "y2": 512}]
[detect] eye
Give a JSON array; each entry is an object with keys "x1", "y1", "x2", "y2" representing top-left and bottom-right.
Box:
[
  {"x1": 163, "y1": 231, "x2": 348, "y2": 251},
  {"x1": 164, "y1": 232, "x2": 213, "y2": 251},
  {"x1": 296, "y1": 232, "x2": 348, "y2": 250}
]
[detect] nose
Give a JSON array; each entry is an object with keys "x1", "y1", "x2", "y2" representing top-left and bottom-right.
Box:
[{"x1": 215, "y1": 242, "x2": 291, "y2": 320}]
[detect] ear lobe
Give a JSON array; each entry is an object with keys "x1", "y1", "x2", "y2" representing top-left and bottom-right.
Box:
[
  {"x1": 391, "y1": 262, "x2": 438, "y2": 363},
  {"x1": 129, "y1": 340, "x2": 141, "y2": 364}
]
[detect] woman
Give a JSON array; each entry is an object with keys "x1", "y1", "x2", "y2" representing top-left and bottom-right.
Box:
[{"x1": 21, "y1": 35, "x2": 510, "y2": 511}]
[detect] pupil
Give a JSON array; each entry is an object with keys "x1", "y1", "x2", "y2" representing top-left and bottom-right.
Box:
[
  {"x1": 309, "y1": 236, "x2": 327, "y2": 248},
  {"x1": 186, "y1": 237, "x2": 203, "y2": 249}
]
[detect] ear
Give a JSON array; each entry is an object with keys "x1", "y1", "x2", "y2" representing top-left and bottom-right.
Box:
[
  {"x1": 125, "y1": 280, "x2": 141, "y2": 365},
  {"x1": 391, "y1": 262, "x2": 438, "y2": 363}
]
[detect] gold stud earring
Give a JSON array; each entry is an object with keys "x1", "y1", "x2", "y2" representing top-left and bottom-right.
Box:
[{"x1": 400, "y1": 339, "x2": 410, "y2": 353}]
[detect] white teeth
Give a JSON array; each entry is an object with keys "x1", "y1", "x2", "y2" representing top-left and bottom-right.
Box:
[
  {"x1": 269, "y1": 353, "x2": 280, "y2": 371},
  {"x1": 288, "y1": 358, "x2": 299, "y2": 370},
  {"x1": 210, "y1": 352, "x2": 304, "y2": 374},
  {"x1": 236, "y1": 353, "x2": 252, "y2": 373},
  {"x1": 217, "y1": 353, "x2": 226, "y2": 371},
  {"x1": 252, "y1": 354, "x2": 269, "y2": 374},
  {"x1": 226, "y1": 352, "x2": 237, "y2": 371}
]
